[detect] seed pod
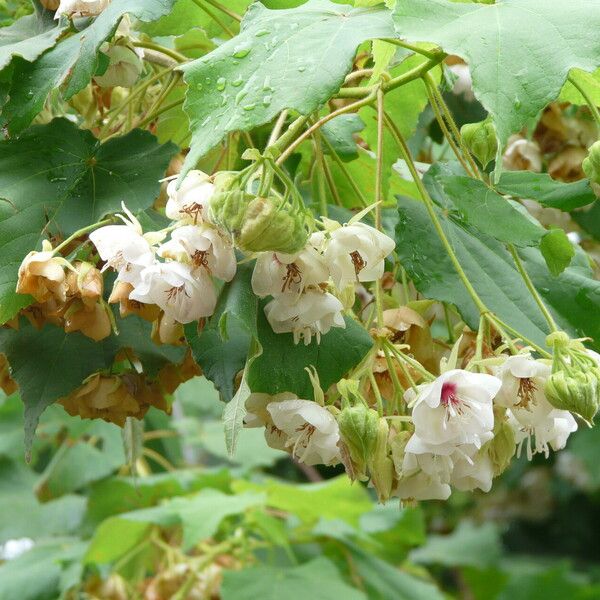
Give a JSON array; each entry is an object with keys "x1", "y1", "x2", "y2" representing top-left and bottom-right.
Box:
[
  {"x1": 368, "y1": 418, "x2": 394, "y2": 503},
  {"x1": 582, "y1": 140, "x2": 600, "y2": 184},
  {"x1": 338, "y1": 404, "x2": 379, "y2": 480},
  {"x1": 485, "y1": 418, "x2": 516, "y2": 476},
  {"x1": 545, "y1": 369, "x2": 599, "y2": 425},
  {"x1": 461, "y1": 118, "x2": 498, "y2": 168}
]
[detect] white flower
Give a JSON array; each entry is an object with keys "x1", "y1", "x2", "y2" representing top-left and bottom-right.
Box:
[
  {"x1": 510, "y1": 407, "x2": 577, "y2": 460},
  {"x1": 89, "y1": 206, "x2": 154, "y2": 285},
  {"x1": 405, "y1": 369, "x2": 501, "y2": 453},
  {"x1": 159, "y1": 225, "x2": 237, "y2": 282},
  {"x1": 267, "y1": 399, "x2": 341, "y2": 466},
  {"x1": 251, "y1": 242, "x2": 329, "y2": 297},
  {"x1": 165, "y1": 170, "x2": 215, "y2": 224},
  {"x1": 130, "y1": 261, "x2": 216, "y2": 323},
  {"x1": 396, "y1": 471, "x2": 452, "y2": 501},
  {"x1": 244, "y1": 392, "x2": 298, "y2": 452},
  {"x1": 94, "y1": 44, "x2": 144, "y2": 89},
  {"x1": 324, "y1": 222, "x2": 395, "y2": 289},
  {"x1": 395, "y1": 449, "x2": 452, "y2": 501},
  {"x1": 448, "y1": 63, "x2": 475, "y2": 102},
  {"x1": 503, "y1": 135, "x2": 542, "y2": 172},
  {"x1": 55, "y1": 0, "x2": 110, "y2": 18},
  {"x1": 494, "y1": 354, "x2": 551, "y2": 409},
  {"x1": 450, "y1": 448, "x2": 494, "y2": 493},
  {"x1": 264, "y1": 288, "x2": 345, "y2": 345}
]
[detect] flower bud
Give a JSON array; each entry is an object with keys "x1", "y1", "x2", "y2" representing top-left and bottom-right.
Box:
[
  {"x1": 485, "y1": 418, "x2": 516, "y2": 476},
  {"x1": 461, "y1": 119, "x2": 498, "y2": 168},
  {"x1": 367, "y1": 418, "x2": 394, "y2": 503},
  {"x1": 545, "y1": 370, "x2": 599, "y2": 425},
  {"x1": 67, "y1": 261, "x2": 103, "y2": 308},
  {"x1": 338, "y1": 404, "x2": 379, "y2": 480},
  {"x1": 582, "y1": 140, "x2": 600, "y2": 184},
  {"x1": 95, "y1": 43, "x2": 143, "y2": 89}
]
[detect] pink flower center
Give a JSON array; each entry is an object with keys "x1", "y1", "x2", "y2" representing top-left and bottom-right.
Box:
[{"x1": 441, "y1": 381, "x2": 460, "y2": 407}]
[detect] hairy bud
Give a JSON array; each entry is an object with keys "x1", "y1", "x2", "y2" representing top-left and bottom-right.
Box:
[
  {"x1": 338, "y1": 404, "x2": 379, "y2": 480},
  {"x1": 582, "y1": 140, "x2": 600, "y2": 184},
  {"x1": 461, "y1": 118, "x2": 498, "y2": 168},
  {"x1": 368, "y1": 418, "x2": 394, "y2": 503},
  {"x1": 545, "y1": 370, "x2": 599, "y2": 425}
]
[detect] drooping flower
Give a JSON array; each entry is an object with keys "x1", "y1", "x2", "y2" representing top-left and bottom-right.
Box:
[
  {"x1": 158, "y1": 225, "x2": 237, "y2": 282},
  {"x1": 89, "y1": 205, "x2": 154, "y2": 285},
  {"x1": 130, "y1": 261, "x2": 216, "y2": 324},
  {"x1": 55, "y1": 0, "x2": 110, "y2": 19},
  {"x1": 494, "y1": 353, "x2": 551, "y2": 409},
  {"x1": 324, "y1": 222, "x2": 395, "y2": 289},
  {"x1": 251, "y1": 238, "x2": 329, "y2": 297},
  {"x1": 395, "y1": 449, "x2": 453, "y2": 501},
  {"x1": 244, "y1": 392, "x2": 298, "y2": 452},
  {"x1": 16, "y1": 244, "x2": 68, "y2": 303},
  {"x1": 450, "y1": 447, "x2": 494, "y2": 493},
  {"x1": 405, "y1": 369, "x2": 502, "y2": 453},
  {"x1": 264, "y1": 288, "x2": 345, "y2": 345},
  {"x1": 267, "y1": 399, "x2": 341, "y2": 466},
  {"x1": 502, "y1": 135, "x2": 542, "y2": 172},
  {"x1": 165, "y1": 170, "x2": 215, "y2": 224},
  {"x1": 94, "y1": 43, "x2": 144, "y2": 89}
]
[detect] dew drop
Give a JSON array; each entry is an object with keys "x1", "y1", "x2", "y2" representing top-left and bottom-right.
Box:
[
  {"x1": 255, "y1": 28, "x2": 270, "y2": 37},
  {"x1": 262, "y1": 95, "x2": 272, "y2": 107},
  {"x1": 235, "y1": 90, "x2": 248, "y2": 104},
  {"x1": 233, "y1": 44, "x2": 251, "y2": 58},
  {"x1": 231, "y1": 77, "x2": 243, "y2": 87},
  {"x1": 243, "y1": 103, "x2": 256, "y2": 111},
  {"x1": 196, "y1": 83, "x2": 203, "y2": 91},
  {"x1": 216, "y1": 77, "x2": 227, "y2": 91},
  {"x1": 298, "y1": 65, "x2": 306, "y2": 73}
]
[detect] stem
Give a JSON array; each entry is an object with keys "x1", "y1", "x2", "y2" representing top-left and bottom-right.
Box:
[
  {"x1": 52, "y1": 218, "x2": 115, "y2": 256},
  {"x1": 133, "y1": 41, "x2": 187, "y2": 63},
  {"x1": 266, "y1": 110, "x2": 289, "y2": 148},
  {"x1": 568, "y1": 73, "x2": 600, "y2": 128},
  {"x1": 135, "y1": 97, "x2": 184, "y2": 130},
  {"x1": 424, "y1": 73, "x2": 481, "y2": 178},
  {"x1": 443, "y1": 303, "x2": 455, "y2": 343},
  {"x1": 368, "y1": 371, "x2": 384, "y2": 416},
  {"x1": 312, "y1": 131, "x2": 331, "y2": 216},
  {"x1": 507, "y1": 244, "x2": 559, "y2": 332},
  {"x1": 381, "y1": 38, "x2": 440, "y2": 59},
  {"x1": 276, "y1": 91, "x2": 377, "y2": 164},
  {"x1": 374, "y1": 87, "x2": 385, "y2": 327},
  {"x1": 267, "y1": 115, "x2": 310, "y2": 160},
  {"x1": 135, "y1": 72, "x2": 181, "y2": 130},
  {"x1": 320, "y1": 134, "x2": 369, "y2": 207},
  {"x1": 424, "y1": 75, "x2": 474, "y2": 177},
  {"x1": 191, "y1": 0, "x2": 234, "y2": 37},
  {"x1": 383, "y1": 111, "x2": 490, "y2": 315},
  {"x1": 203, "y1": 0, "x2": 242, "y2": 21}
]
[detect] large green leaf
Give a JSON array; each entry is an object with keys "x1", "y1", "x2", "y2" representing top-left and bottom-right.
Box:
[
  {"x1": 248, "y1": 306, "x2": 373, "y2": 400},
  {"x1": 1, "y1": 0, "x2": 177, "y2": 133},
  {"x1": 496, "y1": 171, "x2": 598, "y2": 211},
  {"x1": 0, "y1": 119, "x2": 176, "y2": 323},
  {"x1": 185, "y1": 262, "x2": 257, "y2": 401},
  {"x1": 181, "y1": 0, "x2": 395, "y2": 172},
  {"x1": 392, "y1": 0, "x2": 600, "y2": 150},
  {"x1": 221, "y1": 557, "x2": 367, "y2": 600},
  {"x1": 0, "y1": 322, "x2": 109, "y2": 455},
  {"x1": 0, "y1": 3, "x2": 66, "y2": 71}
]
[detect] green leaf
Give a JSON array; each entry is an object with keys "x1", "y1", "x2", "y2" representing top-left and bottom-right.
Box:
[
  {"x1": 115, "y1": 489, "x2": 265, "y2": 550},
  {"x1": 221, "y1": 556, "x2": 367, "y2": 600},
  {"x1": 410, "y1": 521, "x2": 502, "y2": 569},
  {"x1": 0, "y1": 322, "x2": 111, "y2": 455},
  {"x1": 433, "y1": 170, "x2": 545, "y2": 247},
  {"x1": 0, "y1": 4, "x2": 66, "y2": 71},
  {"x1": 233, "y1": 476, "x2": 372, "y2": 526},
  {"x1": 560, "y1": 67, "x2": 600, "y2": 106},
  {"x1": 1, "y1": 0, "x2": 178, "y2": 133},
  {"x1": 573, "y1": 202, "x2": 600, "y2": 240},
  {"x1": 84, "y1": 517, "x2": 151, "y2": 565},
  {"x1": 496, "y1": 171, "x2": 598, "y2": 211},
  {"x1": 181, "y1": 0, "x2": 395, "y2": 172},
  {"x1": 321, "y1": 114, "x2": 365, "y2": 162},
  {"x1": 185, "y1": 262, "x2": 257, "y2": 401},
  {"x1": 540, "y1": 229, "x2": 575, "y2": 276},
  {"x1": 248, "y1": 306, "x2": 373, "y2": 400},
  {"x1": 0, "y1": 119, "x2": 176, "y2": 323},
  {"x1": 393, "y1": 0, "x2": 600, "y2": 150}
]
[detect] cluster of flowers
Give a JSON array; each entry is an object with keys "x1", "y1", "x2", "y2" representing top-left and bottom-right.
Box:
[
  {"x1": 251, "y1": 219, "x2": 395, "y2": 344},
  {"x1": 245, "y1": 349, "x2": 600, "y2": 502}
]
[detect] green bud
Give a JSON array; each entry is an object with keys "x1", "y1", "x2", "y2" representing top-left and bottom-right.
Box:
[
  {"x1": 368, "y1": 419, "x2": 394, "y2": 503},
  {"x1": 485, "y1": 419, "x2": 516, "y2": 477},
  {"x1": 338, "y1": 404, "x2": 379, "y2": 480},
  {"x1": 582, "y1": 141, "x2": 600, "y2": 185},
  {"x1": 210, "y1": 190, "x2": 309, "y2": 255},
  {"x1": 461, "y1": 118, "x2": 498, "y2": 168},
  {"x1": 545, "y1": 369, "x2": 599, "y2": 425}
]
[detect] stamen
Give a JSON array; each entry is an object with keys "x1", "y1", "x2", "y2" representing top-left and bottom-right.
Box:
[
  {"x1": 281, "y1": 262, "x2": 303, "y2": 292},
  {"x1": 516, "y1": 377, "x2": 537, "y2": 408},
  {"x1": 349, "y1": 250, "x2": 367, "y2": 279}
]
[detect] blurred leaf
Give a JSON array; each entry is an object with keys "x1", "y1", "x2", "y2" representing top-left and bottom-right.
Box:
[
  {"x1": 181, "y1": 0, "x2": 395, "y2": 175},
  {"x1": 497, "y1": 172, "x2": 598, "y2": 212},
  {"x1": 221, "y1": 556, "x2": 367, "y2": 600},
  {"x1": 540, "y1": 229, "x2": 575, "y2": 277},
  {"x1": 116, "y1": 488, "x2": 265, "y2": 550},
  {"x1": 410, "y1": 521, "x2": 502, "y2": 569},
  {"x1": 234, "y1": 476, "x2": 372, "y2": 526},
  {"x1": 567, "y1": 425, "x2": 600, "y2": 490},
  {"x1": 84, "y1": 518, "x2": 150, "y2": 565},
  {"x1": 321, "y1": 114, "x2": 365, "y2": 162},
  {"x1": 248, "y1": 307, "x2": 372, "y2": 400}
]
